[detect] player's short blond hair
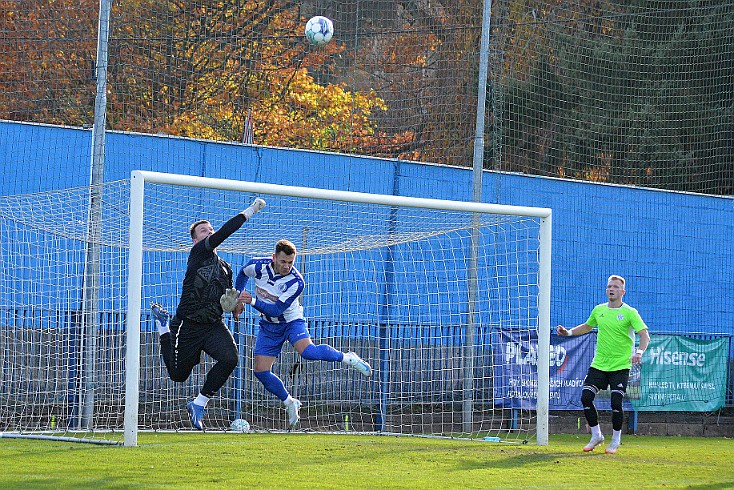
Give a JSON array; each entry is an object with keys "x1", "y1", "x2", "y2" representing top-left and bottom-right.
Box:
[{"x1": 607, "y1": 274, "x2": 626, "y2": 288}]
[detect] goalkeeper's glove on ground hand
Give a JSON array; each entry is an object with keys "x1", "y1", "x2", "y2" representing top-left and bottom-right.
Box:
[
  {"x1": 243, "y1": 198, "x2": 266, "y2": 219},
  {"x1": 220, "y1": 288, "x2": 241, "y2": 312}
]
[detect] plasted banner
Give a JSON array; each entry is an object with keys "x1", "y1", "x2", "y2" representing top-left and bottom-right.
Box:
[
  {"x1": 630, "y1": 334, "x2": 728, "y2": 412},
  {"x1": 491, "y1": 329, "x2": 541, "y2": 409},
  {"x1": 550, "y1": 333, "x2": 597, "y2": 410},
  {"x1": 493, "y1": 330, "x2": 631, "y2": 410}
]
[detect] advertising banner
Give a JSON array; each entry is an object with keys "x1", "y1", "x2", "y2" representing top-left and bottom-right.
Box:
[
  {"x1": 493, "y1": 331, "x2": 726, "y2": 411},
  {"x1": 549, "y1": 333, "x2": 596, "y2": 410},
  {"x1": 630, "y1": 334, "x2": 728, "y2": 412},
  {"x1": 493, "y1": 330, "x2": 614, "y2": 410},
  {"x1": 492, "y1": 329, "x2": 540, "y2": 409}
]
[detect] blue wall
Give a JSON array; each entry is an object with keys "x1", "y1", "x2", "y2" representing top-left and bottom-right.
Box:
[{"x1": 2, "y1": 120, "x2": 733, "y2": 336}]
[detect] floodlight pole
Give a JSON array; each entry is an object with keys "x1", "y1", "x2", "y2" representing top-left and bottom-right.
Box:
[
  {"x1": 79, "y1": 0, "x2": 112, "y2": 430},
  {"x1": 463, "y1": 0, "x2": 493, "y2": 436}
]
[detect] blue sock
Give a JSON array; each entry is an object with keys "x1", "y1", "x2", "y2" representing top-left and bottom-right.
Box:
[
  {"x1": 254, "y1": 370, "x2": 289, "y2": 401},
  {"x1": 301, "y1": 344, "x2": 343, "y2": 362}
]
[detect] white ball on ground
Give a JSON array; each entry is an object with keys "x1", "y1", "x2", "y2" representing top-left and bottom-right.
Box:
[{"x1": 230, "y1": 418, "x2": 250, "y2": 433}]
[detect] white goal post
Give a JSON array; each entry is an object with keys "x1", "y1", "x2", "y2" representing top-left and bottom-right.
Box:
[
  {"x1": 0, "y1": 170, "x2": 550, "y2": 446},
  {"x1": 124, "y1": 171, "x2": 552, "y2": 446}
]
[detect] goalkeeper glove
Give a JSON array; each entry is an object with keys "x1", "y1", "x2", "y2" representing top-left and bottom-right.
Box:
[
  {"x1": 220, "y1": 288, "x2": 241, "y2": 313},
  {"x1": 243, "y1": 198, "x2": 266, "y2": 219}
]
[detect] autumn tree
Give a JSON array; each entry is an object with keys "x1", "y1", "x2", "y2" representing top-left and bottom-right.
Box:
[
  {"x1": 106, "y1": 0, "x2": 403, "y2": 151},
  {"x1": 0, "y1": 0, "x2": 98, "y2": 125},
  {"x1": 1, "y1": 0, "x2": 408, "y2": 154},
  {"x1": 328, "y1": 0, "x2": 488, "y2": 165}
]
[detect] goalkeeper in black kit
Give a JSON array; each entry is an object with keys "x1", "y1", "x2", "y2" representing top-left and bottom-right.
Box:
[{"x1": 150, "y1": 197, "x2": 266, "y2": 430}]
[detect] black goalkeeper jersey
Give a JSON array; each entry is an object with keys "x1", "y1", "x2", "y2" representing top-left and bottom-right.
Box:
[{"x1": 175, "y1": 213, "x2": 246, "y2": 324}]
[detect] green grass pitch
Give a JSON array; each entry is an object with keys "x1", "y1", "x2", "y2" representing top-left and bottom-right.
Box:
[{"x1": 2, "y1": 433, "x2": 733, "y2": 488}]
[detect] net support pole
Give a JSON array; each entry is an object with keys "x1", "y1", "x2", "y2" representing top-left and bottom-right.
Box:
[
  {"x1": 124, "y1": 172, "x2": 145, "y2": 447},
  {"x1": 90, "y1": 0, "x2": 110, "y2": 183}
]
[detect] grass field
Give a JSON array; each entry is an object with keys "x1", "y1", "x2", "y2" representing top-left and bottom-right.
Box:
[{"x1": 2, "y1": 433, "x2": 733, "y2": 489}]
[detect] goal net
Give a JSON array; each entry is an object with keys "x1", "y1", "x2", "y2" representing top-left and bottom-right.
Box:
[{"x1": 0, "y1": 171, "x2": 551, "y2": 446}]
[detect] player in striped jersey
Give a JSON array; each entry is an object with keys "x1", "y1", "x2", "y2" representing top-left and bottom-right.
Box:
[{"x1": 235, "y1": 239, "x2": 371, "y2": 428}]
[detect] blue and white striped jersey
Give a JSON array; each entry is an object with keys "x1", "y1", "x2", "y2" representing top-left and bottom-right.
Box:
[{"x1": 234, "y1": 257, "x2": 304, "y2": 323}]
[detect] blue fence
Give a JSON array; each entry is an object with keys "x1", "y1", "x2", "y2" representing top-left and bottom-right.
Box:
[{"x1": 2, "y1": 120, "x2": 733, "y2": 411}]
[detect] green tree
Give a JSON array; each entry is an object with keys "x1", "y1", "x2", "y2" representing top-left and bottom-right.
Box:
[{"x1": 498, "y1": 1, "x2": 733, "y2": 194}]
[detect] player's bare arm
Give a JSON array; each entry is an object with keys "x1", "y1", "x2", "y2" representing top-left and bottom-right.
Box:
[{"x1": 631, "y1": 328, "x2": 650, "y2": 364}]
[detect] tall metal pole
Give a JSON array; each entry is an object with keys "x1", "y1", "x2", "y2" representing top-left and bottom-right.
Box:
[
  {"x1": 463, "y1": 0, "x2": 493, "y2": 434},
  {"x1": 79, "y1": 0, "x2": 111, "y2": 430}
]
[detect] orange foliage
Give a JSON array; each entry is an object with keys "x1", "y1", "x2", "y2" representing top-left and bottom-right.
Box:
[{"x1": 0, "y1": 0, "x2": 413, "y2": 156}]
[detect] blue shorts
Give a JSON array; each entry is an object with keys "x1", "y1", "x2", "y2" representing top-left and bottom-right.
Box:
[{"x1": 254, "y1": 318, "x2": 311, "y2": 357}]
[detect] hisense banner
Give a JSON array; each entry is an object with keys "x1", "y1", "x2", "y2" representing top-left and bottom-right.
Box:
[
  {"x1": 494, "y1": 331, "x2": 727, "y2": 412},
  {"x1": 630, "y1": 334, "x2": 728, "y2": 412}
]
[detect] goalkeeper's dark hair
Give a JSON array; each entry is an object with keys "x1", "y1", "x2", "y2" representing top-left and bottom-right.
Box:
[
  {"x1": 275, "y1": 239, "x2": 297, "y2": 256},
  {"x1": 189, "y1": 220, "x2": 210, "y2": 239}
]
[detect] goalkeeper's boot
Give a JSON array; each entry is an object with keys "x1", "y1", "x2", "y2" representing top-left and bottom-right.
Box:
[
  {"x1": 187, "y1": 401, "x2": 206, "y2": 431},
  {"x1": 582, "y1": 434, "x2": 605, "y2": 452},
  {"x1": 605, "y1": 441, "x2": 621, "y2": 454},
  {"x1": 150, "y1": 303, "x2": 170, "y2": 333},
  {"x1": 343, "y1": 352, "x2": 372, "y2": 377},
  {"x1": 284, "y1": 397, "x2": 301, "y2": 429}
]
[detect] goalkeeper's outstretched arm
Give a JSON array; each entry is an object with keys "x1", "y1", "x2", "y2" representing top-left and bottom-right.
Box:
[{"x1": 206, "y1": 198, "x2": 266, "y2": 250}]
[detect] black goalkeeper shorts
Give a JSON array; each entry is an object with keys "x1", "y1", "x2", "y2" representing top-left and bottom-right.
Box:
[
  {"x1": 169, "y1": 315, "x2": 237, "y2": 376},
  {"x1": 583, "y1": 366, "x2": 630, "y2": 393}
]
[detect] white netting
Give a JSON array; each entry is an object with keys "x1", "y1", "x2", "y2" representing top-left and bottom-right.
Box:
[{"x1": 0, "y1": 178, "x2": 547, "y2": 444}]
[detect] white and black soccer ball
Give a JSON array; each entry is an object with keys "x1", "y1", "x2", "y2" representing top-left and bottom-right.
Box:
[
  {"x1": 230, "y1": 418, "x2": 250, "y2": 433},
  {"x1": 305, "y1": 16, "x2": 334, "y2": 46}
]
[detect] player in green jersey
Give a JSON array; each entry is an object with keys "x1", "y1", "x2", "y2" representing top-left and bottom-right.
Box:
[{"x1": 557, "y1": 275, "x2": 650, "y2": 454}]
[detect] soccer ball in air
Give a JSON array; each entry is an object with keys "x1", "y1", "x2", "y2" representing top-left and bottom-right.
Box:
[
  {"x1": 230, "y1": 418, "x2": 250, "y2": 433},
  {"x1": 305, "y1": 16, "x2": 334, "y2": 46}
]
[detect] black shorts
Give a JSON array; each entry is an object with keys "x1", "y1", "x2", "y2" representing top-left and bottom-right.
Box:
[
  {"x1": 583, "y1": 366, "x2": 630, "y2": 393},
  {"x1": 170, "y1": 315, "x2": 237, "y2": 370}
]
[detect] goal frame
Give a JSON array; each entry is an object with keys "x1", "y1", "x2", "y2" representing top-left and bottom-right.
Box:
[{"x1": 124, "y1": 170, "x2": 553, "y2": 447}]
